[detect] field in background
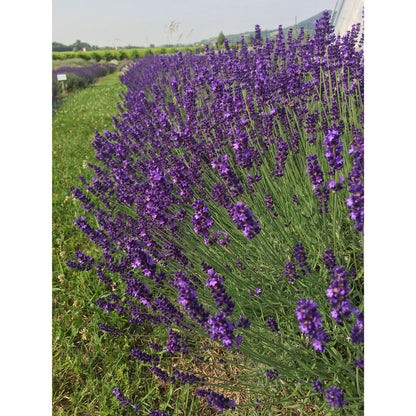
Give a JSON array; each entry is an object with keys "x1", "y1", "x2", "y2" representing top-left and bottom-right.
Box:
[{"x1": 52, "y1": 46, "x2": 202, "y2": 64}]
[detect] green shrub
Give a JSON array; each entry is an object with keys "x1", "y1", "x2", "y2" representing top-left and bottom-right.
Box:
[
  {"x1": 117, "y1": 50, "x2": 127, "y2": 60},
  {"x1": 103, "y1": 51, "x2": 116, "y2": 62},
  {"x1": 65, "y1": 73, "x2": 88, "y2": 91},
  {"x1": 89, "y1": 51, "x2": 102, "y2": 61},
  {"x1": 62, "y1": 52, "x2": 76, "y2": 60},
  {"x1": 129, "y1": 49, "x2": 140, "y2": 60},
  {"x1": 76, "y1": 52, "x2": 91, "y2": 61}
]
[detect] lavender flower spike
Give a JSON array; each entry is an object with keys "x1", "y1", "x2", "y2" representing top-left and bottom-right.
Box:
[{"x1": 296, "y1": 298, "x2": 329, "y2": 351}]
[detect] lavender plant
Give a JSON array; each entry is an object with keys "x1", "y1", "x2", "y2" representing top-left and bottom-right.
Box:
[
  {"x1": 66, "y1": 12, "x2": 364, "y2": 414},
  {"x1": 52, "y1": 63, "x2": 117, "y2": 95}
]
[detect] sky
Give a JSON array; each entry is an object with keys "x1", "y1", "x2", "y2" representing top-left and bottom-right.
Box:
[{"x1": 53, "y1": 0, "x2": 338, "y2": 47}]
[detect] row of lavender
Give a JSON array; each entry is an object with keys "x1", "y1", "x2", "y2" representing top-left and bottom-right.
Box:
[
  {"x1": 52, "y1": 63, "x2": 117, "y2": 97},
  {"x1": 68, "y1": 12, "x2": 364, "y2": 415}
]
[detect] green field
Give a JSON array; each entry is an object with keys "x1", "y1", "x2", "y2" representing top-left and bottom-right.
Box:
[{"x1": 52, "y1": 46, "x2": 203, "y2": 65}]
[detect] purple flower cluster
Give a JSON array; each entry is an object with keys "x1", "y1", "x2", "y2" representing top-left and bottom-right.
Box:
[
  {"x1": 266, "y1": 369, "x2": 278, "y2": 380},
  {"x1": 195, "y1": 387, "x2": 236, "y2": 412},
  {"x1": 191, "y1": 199, "x2": 214, "y2": 242},
  {"x1": 211, "y1": 154, "x2": 244, "y2": 198},
  {"x1": 172, "y1": 369, "x2": 204, "y2": 386},
  {"x1": 346, "y1": 181, "x2": 364, "y2": 234},
  {"x1": 323, "y1": 125, "x2": 344, "y2": 175},
  {"x1": 130, "y1": 348, "x2": 159, "y2": 365},
  {"x1": 346, "y1": 129, "x2": 364, "y2": 233},
  {"x1": 274, "y1": 140, "x2": 289, "y2": 177},
  {"x1": 326, "y1": 266, "x2": 352, "y2": 323},
  {"x1": 325, "y1": 386, "x2": 347, "y2": 409},
  {"x1": 305, "y1": 154, "x2": 324, "y2": 190},
  {"x1": 205, "y1": 267, "x2": 235, "y2": 316},
  {"x1": 112, "y1": 387, "x2": 140, "y2": 412},
  {"x1": 165, "y1": 329, "x2": 188, "y2": 354},
  {"x1": 353, "y1": 357, "x2": 364, "y2": 369},
  {"x1": 350, "y1": 307, "x2": 364, "y2": 345},
  {"x1": 285, "y1": 261, "x2": 299, "y2": 283},
  {"x1": 266, "y1": 317, "x2": 280, "y2": 335},
  {"x1": 112, "y1": 387, "x2": 131, "y2": 408},
  {"x1": 296, "y1": 298, "x2": 330, "y2": 352},
  {"x1": 311, "y1": 378, "x2": 323, "y2": 393},
  {"x1": 322, "y1": 248, "x2": 337, "y2": 272},
  {"x1": 206, "y1": 312, "x2": 236, "y2": 349},
  {"x1": 228, "y1": 202, "x2": 261, "y2": 239},
  {"x1": 293, "y1": 243, "x2": 312, "y2": 275},
  {"x1": 148, "y1": 411, "x2": 172, "y2": 416},
  {"x1": 174, "y1": 273, "x2": 210, "y2": 326},
  {"x1": 99, "y1": 324, "x2": 123, "y2": 337}
]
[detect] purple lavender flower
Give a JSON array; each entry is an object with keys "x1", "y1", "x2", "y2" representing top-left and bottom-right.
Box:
[
  {"x1": 235, "y1": 315, "x2": 251, "y2": 329},
  {"x1": 293, "y1": 243, "x2": 312, "y2": 275},
  {"x1": 305, "y1": 154, "x2": 324, "y2": 190},
  {"x1": 206, "y1": 312, "x2": 235, "y2": 349},
  {"x1": 350, "y1": 308, "x2": 364, "y2": 344},
  {"x1": 346, "y1": 180, "x2": 364, "y2": 233},
  {"x1": 266, "y1": 369, "x2": 278, "y2": 380},
  {"x1": 292, "y1": 193, "x2": 299, "y2": 205},
  {"x1": 326, "y1": 266, "x2": 352, "y2": 323},
  {"x1": 172, "y1": 369, "x2": 204, "y2": 386},
  {"x1": 130, "y1": 348, "x2": 159, "y2": 365},
  {"x1": 312, "y1": 379, "x2": 323, "y2": 393},
  {"x1": 190, "y1": 199, "x2": 214, "y2": 241},
  {"x1": 149, "y1": 342, "x2": 163, "y2": 352},
  {"x1": 113, "y1": 387, "x2": 140, "y2": 411},
  {"x1": 323, "y1": 248, "x2": 336, "y2": 272},
  {"x1": 148, "y1": 411, "x2": 172, "y2": 416},
  {"x1": 165, "y1": 329, "x2": 188, "y2": 354},
  {"x1": 66, "y1": 251, "x2": 95, "y2": 271},
  {"x1": 98, "y1": 324, "x2": 123, "y2": 337},
  {"x1": 314, "y1": 183, "x2": 330, "y2": 214},
  {"x1": 325, "y1": 386, "x2": 347, "y2": 409},
  {"x1": 266, "y1": 317, "x2": 280, "y2": 335},
  {"x1": 150, "y1": 365, "x2": 170, "y2": 383},
  {"x1": 174, "y1": 271, "x2": 210, "y2": 326},
  {"x1": 205, "y1": 267, "x2": 235, "y2": 316},
  {"x1": 264, "y1": 194, "x2": 275, "y2": 212},
  {"x1": 274, "y1": 140, "x2": 289, "y2": 177},
  {"x1": 248, "y1": 287, "x2": 261, "y2": 297},
  {"x1": 353, "y1": 357, "x2": 364, "y2": 369},
  {"x1": 285, "y1": 261, "x2": 299, "y2": 283},
  {"x1": 323, "y1": 125, "x2": 344, "y2": 175},
  {"x1": 228, "y1": 202, "x2": 261, "y2": 239},
  {"x1": 195, "y1": 387, "x2": 236, "y2": 412},
  {"x1": 296, "y1": 298, "x2": 330, "y2": 351}
]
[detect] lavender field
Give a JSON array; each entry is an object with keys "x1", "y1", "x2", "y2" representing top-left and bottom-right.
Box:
[{"x1": 66, "y1": 12, "x2": 364, "y2": 415}]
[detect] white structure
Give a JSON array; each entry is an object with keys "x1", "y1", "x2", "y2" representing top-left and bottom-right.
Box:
[{"x1": 331, "y1": 0, "x2": 364, "y2": 35}]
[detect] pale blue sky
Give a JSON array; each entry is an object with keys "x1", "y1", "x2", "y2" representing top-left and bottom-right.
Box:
[{"x1": 52, "y1": 0, "x2": 338, "y2": 47}]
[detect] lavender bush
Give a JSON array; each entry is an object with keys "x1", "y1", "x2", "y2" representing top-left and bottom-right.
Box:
[
  {"x1": 67, "y1": 12, "x2": 364, "y2": 414},
  {"x1": 52, "y1": 63, "x2": 117, "y2": 95}
]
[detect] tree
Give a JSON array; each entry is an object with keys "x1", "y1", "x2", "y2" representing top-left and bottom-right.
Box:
[{"x1": 217, "y1": 31, "x2": 225, "y2": 46}]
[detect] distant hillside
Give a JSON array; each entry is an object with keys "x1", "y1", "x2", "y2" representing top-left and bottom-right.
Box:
[{"x1": 198, "y1": 10, "x2": 336, "y2": 45}]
